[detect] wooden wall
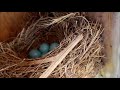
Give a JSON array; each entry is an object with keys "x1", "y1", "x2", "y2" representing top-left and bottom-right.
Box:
[{"x1": 0, "y1": 12, "x2": 31, "y2": 42}]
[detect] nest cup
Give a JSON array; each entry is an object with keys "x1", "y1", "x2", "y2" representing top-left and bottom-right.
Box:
[{"x1": 0, "y1": 12, "x2": 105, "y2": 78}]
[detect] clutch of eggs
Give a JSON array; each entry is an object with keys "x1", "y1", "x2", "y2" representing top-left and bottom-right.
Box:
[{"x1": 28, "y1": 42, "x2": 59, "y2": 59}]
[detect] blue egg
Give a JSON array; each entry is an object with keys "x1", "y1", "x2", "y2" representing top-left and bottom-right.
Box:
[
  {"x1": 28, "y1": 49, "x2": 42, "y2": 59},
  {"x1": 50, "y1": 42, "x2": 59, "y2": 51},
  {"x1": 39, "y1": 43, "x2": 49, "y2": 53}
]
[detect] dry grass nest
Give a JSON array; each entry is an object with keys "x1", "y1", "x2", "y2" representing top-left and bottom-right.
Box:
[{"x1": 0, "y1": 12, "x2": 105, "y2": 78}]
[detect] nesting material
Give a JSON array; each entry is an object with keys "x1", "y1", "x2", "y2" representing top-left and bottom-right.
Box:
[{"x1": 0, "y1": 12, "x2": 105, "y2": 78}]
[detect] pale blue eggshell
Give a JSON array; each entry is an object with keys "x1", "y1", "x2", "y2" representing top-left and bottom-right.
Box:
[
  {"x1": 39, "y1": 43, "x2": 49, "y2": 53},
  {"x1": 28, "y1": 49, "x2": 42, "y2": 59},
  {"x1": 50, "y1": 42, "x2": 59, "y2": 51}
]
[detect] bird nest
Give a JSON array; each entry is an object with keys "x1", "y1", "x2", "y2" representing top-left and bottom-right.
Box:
[{"x1": 0, "y1": 12, "x2": 105, "y2": 78}]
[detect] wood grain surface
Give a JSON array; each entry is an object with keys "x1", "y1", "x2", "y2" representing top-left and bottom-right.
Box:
[{"x1": 0, "y1": 12, "x2": 31, "y2": 42}]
